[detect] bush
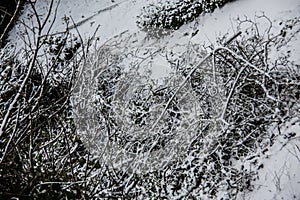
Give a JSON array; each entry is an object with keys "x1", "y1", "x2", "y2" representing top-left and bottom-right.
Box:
[
  {"x1": 0, "y1": 1, "x2": 105, "y2": 198},
  {"x1": 159, "y1": 15, "x2": 300, "y2": 198},
  {"x1": 137, "y1": 0, "x2": 233, "y2": 37}
]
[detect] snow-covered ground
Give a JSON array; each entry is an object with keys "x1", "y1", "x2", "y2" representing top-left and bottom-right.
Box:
[
  {"x1": 7, "y1": 0, "x2": 300, "y2": 199},
  {"x1": 9, "y1": 0, "x2": 300, "y2": 77},
  {"x1": 247, "y1": 118, "x2": 300, "y2": 199}
]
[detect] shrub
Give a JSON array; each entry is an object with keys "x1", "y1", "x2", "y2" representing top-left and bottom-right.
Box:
[
  {"x1": 0, "y1": 1, "x2": 103, "y2": 198},
  {"x1": 137, "y1": 0, "x2": 233, "y2": 37}
]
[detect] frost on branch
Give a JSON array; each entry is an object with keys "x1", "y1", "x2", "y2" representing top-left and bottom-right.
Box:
[{"x1": 72, "y1": 36, "x2": 204, "y2": 172}]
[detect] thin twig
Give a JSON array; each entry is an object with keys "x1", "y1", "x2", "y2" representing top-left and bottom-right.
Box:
[{"x1": 0, "y1": 0, "x2": 21, "y2": 46}]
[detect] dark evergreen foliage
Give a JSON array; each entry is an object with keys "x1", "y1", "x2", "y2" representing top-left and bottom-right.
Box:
[{"x1": 137, "y1": 0, "x2": 234, "y2": 37}]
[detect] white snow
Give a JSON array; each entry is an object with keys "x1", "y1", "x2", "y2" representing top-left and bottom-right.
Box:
[{"x1": 245, "y1": 119, "x2": 300, "y2": 200}]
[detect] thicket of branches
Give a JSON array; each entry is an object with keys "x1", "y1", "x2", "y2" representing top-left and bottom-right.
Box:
[
  {"x1": 73, "y1": 13, "x2": 299, "y2": 198},
  {"x1": 0, "y1": 0, "x2": 105, "y2": 198},
  {"x1": 0, "y1": 0, "x2": 299, "y2": 199}
]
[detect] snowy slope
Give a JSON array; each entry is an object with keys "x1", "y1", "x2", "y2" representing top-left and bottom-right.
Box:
[
  {"x1": 246, "y1": 119, "x2": 300, "y2": 200},
  {"x1": 7, "y1": 0, "x2": 300, "y2": 199},
  {"x1": 8, "y1": 0, "x2": 300, "y2": 76}
]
